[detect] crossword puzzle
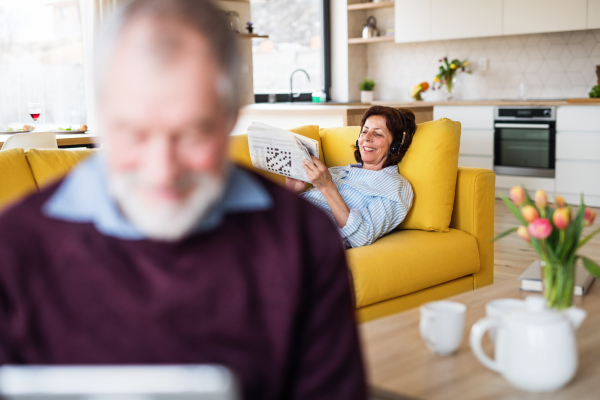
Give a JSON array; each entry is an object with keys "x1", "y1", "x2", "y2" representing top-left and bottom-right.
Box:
[{"x1": 265, "y1": 147, "x2": 292, "y2": 176}]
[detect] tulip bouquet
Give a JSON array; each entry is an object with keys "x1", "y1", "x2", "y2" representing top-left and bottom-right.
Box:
[
  {"x1": 493, "y1": 187, "x2": 600, "y2": 309},
  {"x1": 432, "y1": 57, "x2": 470, "y2": 100}
]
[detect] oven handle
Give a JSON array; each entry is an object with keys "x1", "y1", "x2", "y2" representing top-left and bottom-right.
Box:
[{"x1": 494, "y1": 123, "x2": 550, "y2": 129}]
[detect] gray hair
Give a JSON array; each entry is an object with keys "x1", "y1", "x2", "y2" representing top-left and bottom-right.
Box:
[{"x1": 95, "y1": 0, "x2": 243, "y2": 121}]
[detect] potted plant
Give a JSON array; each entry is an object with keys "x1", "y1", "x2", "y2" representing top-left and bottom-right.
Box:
[
  {"x1": 432, "y1": 57, "x2": 470, "y2": 100},
  {"x1": 359, "y1": 79, "x2": 375, "y2": 103},
  {"x1": 493, "y1": 187, "x2": 600, "y2": 309}
]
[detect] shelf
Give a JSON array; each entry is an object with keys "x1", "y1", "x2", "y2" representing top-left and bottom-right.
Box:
[
  {"x1": 347, "y1": 1, "x2": 394, "y2": 11},
  {"x1": 239, "y1": 33, "x2": 269, "y2": 39},
  {"x1": 348, "y1": 35, "x2": 394, "y2": 44}
]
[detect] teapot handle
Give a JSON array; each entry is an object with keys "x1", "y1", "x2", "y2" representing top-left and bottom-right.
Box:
[{"x1": 469, "y1": 317, "x2": 501, "y2": 373}]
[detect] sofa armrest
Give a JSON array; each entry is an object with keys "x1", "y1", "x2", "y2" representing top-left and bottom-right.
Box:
[{"x1": 449, "y1": 167, "x2": 496, "y2": 289}]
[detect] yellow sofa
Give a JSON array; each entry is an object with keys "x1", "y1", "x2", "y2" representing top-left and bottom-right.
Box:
[{"x1": 0, "y1": 119, "x2": 495, "y2": 322}]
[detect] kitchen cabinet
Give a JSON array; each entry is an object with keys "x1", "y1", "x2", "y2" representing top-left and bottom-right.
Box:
[
  {"x1": 431, "y1": 0, "x2": 502, "y2": 41},
  {"x1": 590, "y1": 0, "x2": 600, "y2": 28},
  {"x1": 394, "y1": 0, "x2": 431, "y2": 43},
  {"x1": 555, "y1": 106, "x2": 600, "y2": 207},
  {"x1": 434, "y1": 106, "x2": 494, "y2": 170},
  {"x1": 503, "y1": 0, "x2": 587, "y2": 36}
]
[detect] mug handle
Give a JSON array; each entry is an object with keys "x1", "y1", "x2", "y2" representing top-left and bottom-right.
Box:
[{"x1": 469, "y1": 317, "x2": 501, "y2": 373}]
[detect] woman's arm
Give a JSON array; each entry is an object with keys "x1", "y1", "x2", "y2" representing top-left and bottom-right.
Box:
[{"x1": 302, "y1": 156, "x2": 351, "y2": 228}]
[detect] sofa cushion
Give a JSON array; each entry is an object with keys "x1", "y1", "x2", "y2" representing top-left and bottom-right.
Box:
[
  {"x1": 227, "y1": 125, "x2": 323, "y2": 186},
  {"x1": 397, "y1": 118, "x2": 460, "y2": 232},
  {"x1": 319, "y1": 119, "x2": 460, "y2": 232},
  {"x1": 0, "y1": 148, "x2": 38, "y2": 212},
  {"x1": 26, "y1": 149, "x2": 95, "y2": 188},
  {"x1": 346, "y1": 228, "x2": 479, "y2": 308}
]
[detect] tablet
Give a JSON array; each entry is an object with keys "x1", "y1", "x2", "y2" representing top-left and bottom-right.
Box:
[{"x1": 0, "y1": 365, "x2": 239, "y2": 400}]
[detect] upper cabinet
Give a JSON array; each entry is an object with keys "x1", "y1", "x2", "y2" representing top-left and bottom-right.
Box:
[
  {"x1": 431, "y1": 0, "x2": 502, "y2": 41},
  {"x1": 395, "y1": 0, "x2": 431, "y2": 43},
  {"x1": 503, "y1": 0, "x2": 587, "y2": 35},
  {"x1": 589, "y1": 0, "x2": 600, "y2": 29},
  {"x1": 394, "y1": 0, "x2": 597, "y2": 44}
]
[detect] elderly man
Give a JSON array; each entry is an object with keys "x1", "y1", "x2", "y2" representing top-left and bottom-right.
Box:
[{"x1": 0, "y1": 1, "x2": 366, "y2": 399}]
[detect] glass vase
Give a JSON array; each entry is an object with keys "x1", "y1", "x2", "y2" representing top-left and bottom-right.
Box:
[
  {"x1": 444, "y1": 77, "x2": 457, "y2": 101},
  {"x1": 541, "y1": 260, "x2": 576, "y2": 310}
]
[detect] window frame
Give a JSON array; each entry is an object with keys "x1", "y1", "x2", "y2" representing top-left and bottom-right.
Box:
[{"x1": 253, "y1": 0, "x2": 331, "y2": 103}]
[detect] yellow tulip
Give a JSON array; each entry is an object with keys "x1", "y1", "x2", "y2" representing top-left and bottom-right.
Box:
[
  {"x1": 552, "y1": 207, "x2": 571, "y2": 230},
  {"x1": 510, "y1": 186, "x2": 526, "y2": 206},
  {"x1": 516, "y1": 226, "x2": 530, "y2": 242},
  {"x1": 521, "y1": 205, "x2": 539, "y2": 224},
  {"x1": 434, "y1": 77, "x2": 440, "y2": 82},
  {"x1": 450, "y1": 63, "x2": 457, "y2": 69},
  {"x1": 535, "y1": 190, "x2": 548, "y2": 208},
  {"x1": 464, "y1": 61, "x2": 470, "y2": 66},
  {"x1": 554, "y1": 195, "x2": 566, "y2": 208}
]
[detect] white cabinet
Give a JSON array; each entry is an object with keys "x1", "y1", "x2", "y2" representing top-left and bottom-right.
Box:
[
  {"x1": 503, "y1": 0, "x2": 587, "y2": 35},
  {"x1": 434, "y1": 106, "x2": 494, "y2": 170},
  {"x1": 555, "y1": 106, "x2": 600, "y2": 207},
  {"x1": 431, "y1": 0, "x2": 502, "y2": 41},
  {"x1": 395, "y1": 0, "x2": 431, "y2": 43},
  {"x1": 556, "y1": 106, "x2": 600, "y2": 132},
  {"x1": 589, "y1": 0, "x2": 600, "y2": 28},
  {"x1": 433, "y1": 106, "x2": 494, "y2": 130}
]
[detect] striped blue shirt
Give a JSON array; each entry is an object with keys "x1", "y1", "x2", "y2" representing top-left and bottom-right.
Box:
[{"x1": 301, "y1": 164, "x2": 413, "y2": 248}]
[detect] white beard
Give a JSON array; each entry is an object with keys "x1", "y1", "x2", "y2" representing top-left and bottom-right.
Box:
[{"x1": 108, "y1": 170, "x2": 225, "y2": 242}]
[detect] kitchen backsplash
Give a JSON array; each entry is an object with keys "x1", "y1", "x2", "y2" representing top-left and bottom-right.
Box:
[{"x1": 363, "y1": 29, "x2": 600, "y2": 101}]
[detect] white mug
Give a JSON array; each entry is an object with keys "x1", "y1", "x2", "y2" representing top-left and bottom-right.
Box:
[
  {"x1": 485, "y1": 298, "x2": 525, "y2": 342},
  {"x1": 419, "y1": 301, "x2": 466, "y2": 355}
]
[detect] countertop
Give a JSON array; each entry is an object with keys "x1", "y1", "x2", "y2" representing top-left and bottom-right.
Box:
[{"x1": 240, "y1": 99, "x2": 599, "y2": 114}]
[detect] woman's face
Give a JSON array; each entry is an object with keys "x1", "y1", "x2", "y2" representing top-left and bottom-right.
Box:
[{"x1": 359, "y1": 115, "x2": 394, "y2": 170}]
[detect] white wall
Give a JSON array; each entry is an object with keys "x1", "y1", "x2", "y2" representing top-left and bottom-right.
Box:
[{"x1": 364, "y1": 29, "x2": 600, "y2": 101}]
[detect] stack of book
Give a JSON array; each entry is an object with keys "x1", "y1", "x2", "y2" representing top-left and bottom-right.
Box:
[{"x1": 518, "y1": 260, "x2": 595, "y2": 295}]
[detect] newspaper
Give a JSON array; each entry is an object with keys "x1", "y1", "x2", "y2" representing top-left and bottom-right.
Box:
[{"x1": 247, "y1": 122, "x2": 319, "y2": 183}]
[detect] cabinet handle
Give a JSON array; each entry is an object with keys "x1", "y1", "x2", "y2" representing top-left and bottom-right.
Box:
[{"x1": 494, "y1": 123, "x2": 550, "y2": 129}]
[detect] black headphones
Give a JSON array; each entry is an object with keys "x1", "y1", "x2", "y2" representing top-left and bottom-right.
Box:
[{"x1": 357, "y1": 109, "x2": 408, "y2": 154}]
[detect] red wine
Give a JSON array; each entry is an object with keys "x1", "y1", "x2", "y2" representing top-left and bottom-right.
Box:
[{"x1": 30, "y1": 113, "x2": 40, "y2": 120}]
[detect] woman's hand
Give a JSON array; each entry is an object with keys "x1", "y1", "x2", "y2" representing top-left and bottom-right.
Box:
[
  {"x1": 285, "y1": 177, "x2": 307, "y2": 193},
  {"x1": 303, "y1": 156, "x2": 335, "y2": 192}
]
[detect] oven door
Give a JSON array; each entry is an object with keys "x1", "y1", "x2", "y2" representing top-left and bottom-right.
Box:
[{"x1": 494, "y1": 121, "x2": 556, "y2": 178}]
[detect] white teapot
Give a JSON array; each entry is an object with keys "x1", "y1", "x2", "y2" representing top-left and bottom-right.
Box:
[{"x1": 470, "y1": 296, "x2": 587, "y2": 392}]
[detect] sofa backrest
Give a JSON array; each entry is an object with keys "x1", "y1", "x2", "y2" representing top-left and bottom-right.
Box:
[
  {"x1": 0, "y1": 149, "x2": 38, "y2": 211},
  {"x1": 319, "y1": 118, "x2": 461, "y2": 232}
]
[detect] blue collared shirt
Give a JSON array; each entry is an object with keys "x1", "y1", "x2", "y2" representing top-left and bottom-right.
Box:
[
  {"x1": 43, "y1": 154, "x2": 273, "y2": 240},
  {"x1": 300, "y1": 164, "x2": 413, "y2": 248}
]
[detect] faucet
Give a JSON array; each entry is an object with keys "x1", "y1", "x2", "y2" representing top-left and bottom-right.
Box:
[{"x1": 289, "y1": 69, "x2": 310, "y2": 102}]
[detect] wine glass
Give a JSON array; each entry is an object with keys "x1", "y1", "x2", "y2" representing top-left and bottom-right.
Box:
[{"x1": 27, "y1": 103, "x2": 42, "y2": 131}]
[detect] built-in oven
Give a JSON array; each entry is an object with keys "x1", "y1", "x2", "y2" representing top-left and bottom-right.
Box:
[{"x1": 494, "y1": 107, "x2": 556, "y2": 178}]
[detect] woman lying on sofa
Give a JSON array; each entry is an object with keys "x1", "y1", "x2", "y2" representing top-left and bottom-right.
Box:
[{"x1": 286, "y1": 106, "x2": 415, "y2": 248}]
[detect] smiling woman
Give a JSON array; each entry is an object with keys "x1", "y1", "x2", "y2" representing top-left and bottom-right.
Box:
[{"x1": 287, "y1": 106, "x2": 417, "y2": 248}]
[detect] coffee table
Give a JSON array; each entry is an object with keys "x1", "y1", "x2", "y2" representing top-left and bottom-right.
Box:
[{"x1": 361, "y1": 278, "x2": 600, "y2": 400}]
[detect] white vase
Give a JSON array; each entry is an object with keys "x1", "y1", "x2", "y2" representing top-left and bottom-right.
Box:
[{"x1": 361, "y1": 91, "x2": 373, "y2": 103}]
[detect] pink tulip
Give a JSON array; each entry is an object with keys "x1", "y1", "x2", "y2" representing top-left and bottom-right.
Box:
[
  {"x1": 552, "y1": 208, "x2": 570, "y2": 230},
  {"x1": 554, "y1": 195, "x2": 566, "y2": 208},
  {"x1": 535, "y1": 190, "x2": 548, "y2": 208},
  {"x1": 516, "y1": 226, "x2": 531, "y2": 242},
  {"x1": 584, "y1": 207, "x2": 597, "y2": 226},
  {"x1": 528, "y1": 218, "x2": 552, "y2": 240},
  {"x1": 510, "y1": 187, "x2": 525, "y2": 206},
  {"x1": 521, "y1": 205, "x2": 539, "y2": 223}
]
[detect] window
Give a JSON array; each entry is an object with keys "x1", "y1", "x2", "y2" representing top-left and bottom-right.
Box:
[
  {"x1": 0, "y1": 0, "x2": 87, "y2": 131},
  {"x1": 250, "y1": 0, "x2": 330, "y2": 101}
]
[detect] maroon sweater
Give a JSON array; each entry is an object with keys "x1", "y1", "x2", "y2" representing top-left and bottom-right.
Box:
[{"x1": 0, "y1": 173, "x2": 366, "y2": 400}]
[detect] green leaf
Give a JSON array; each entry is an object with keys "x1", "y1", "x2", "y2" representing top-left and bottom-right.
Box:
[
  {"x1": 500, "y1": 194, "x2": 527, "y2": 225},
  {"x1": 581, "y1": 256, "x2": 600, "y2": 279},
  {"x1": 578, "y1": 226, "x2": 600, "y2": 249},
  {"x1": 490, "y1": 226, "x2": 518, "y2": 242}
]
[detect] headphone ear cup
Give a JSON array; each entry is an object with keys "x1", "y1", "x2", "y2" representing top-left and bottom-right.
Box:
[
  {"x1": 356, "y1": 139, "x2": 359, "y2": 148},
  {"x1": 390, "y1": 139, "x2": 401, "y2": 153}
]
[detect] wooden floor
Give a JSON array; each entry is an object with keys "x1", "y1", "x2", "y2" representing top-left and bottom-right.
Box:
[{"x1": 493, "y1": 199, "x2": 600, "y2": 283}]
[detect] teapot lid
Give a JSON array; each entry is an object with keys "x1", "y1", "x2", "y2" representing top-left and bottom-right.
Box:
[{"x1": 506, "y1": 296, "x2": 565, "y2": 325}]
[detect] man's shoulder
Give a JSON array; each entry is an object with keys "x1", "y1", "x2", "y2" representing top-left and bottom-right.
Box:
[
  {"x1": 237, "y1": 167, "x2": 342, "y2": 235},
  {"x1": 0, "y1": 180, "x2": 64, "y2": 233}
]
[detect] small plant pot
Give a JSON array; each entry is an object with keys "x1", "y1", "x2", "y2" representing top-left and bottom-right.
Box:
[{"x1": 361, "y1": 90, "x2": 373, "y2": 103}]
